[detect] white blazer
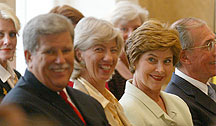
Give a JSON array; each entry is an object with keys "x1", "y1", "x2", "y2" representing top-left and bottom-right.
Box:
[{"x1": 119, "y1": 80, "x2": 193, "y2": 126}]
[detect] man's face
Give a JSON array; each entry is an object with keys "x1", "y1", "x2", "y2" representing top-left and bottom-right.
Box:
[
  {"x1": 27, "y1": 32, "x2": 74, "y2": 91},
  {"x1": 184, "y1": 25, "x2": 216, "y2": 83}
]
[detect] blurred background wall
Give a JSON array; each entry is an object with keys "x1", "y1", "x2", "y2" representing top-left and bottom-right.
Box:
[{"x1": 139, "y1": 0, "x2": 215, "y2": 32}]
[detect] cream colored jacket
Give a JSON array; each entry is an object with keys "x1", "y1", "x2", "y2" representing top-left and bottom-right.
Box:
[{"x1": 119, "y1": 80, "x2": 193, "y2": 126}]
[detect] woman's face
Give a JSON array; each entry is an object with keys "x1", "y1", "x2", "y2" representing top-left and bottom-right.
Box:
[
  {"x1": 134, "y1": 48, "x2": 174, "y2": 91},
  {"x1": 0, "y1": 18, "x2": 17, "y2": 64},
  {"x1": 117, "y1": 16, "x2": 142, "y2": 42},
  {"x1": 78, "y1": 39, "x2": 119, "y2": 84}
]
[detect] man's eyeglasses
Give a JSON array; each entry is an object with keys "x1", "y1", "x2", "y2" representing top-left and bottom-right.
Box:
[{"x1": 187, "y1": 39, "x2": 216, "y2": 51}]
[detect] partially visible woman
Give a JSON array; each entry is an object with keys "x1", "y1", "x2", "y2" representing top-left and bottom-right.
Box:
[
  {"x1": 49, "y1": 4, "x2": 84, "y2": 26},
  {"x1": 106, "y1": 1, "x2": 149, "y2": 100},
  {"x1": 72, "y1": 17, "x2": 132, "y2": 126},
  {"x1": 0, "y1": 3, "x2": 21, "y2": 99},
  {"x1": 119, "y1": 20, "x2": 193, "y2": 126}
]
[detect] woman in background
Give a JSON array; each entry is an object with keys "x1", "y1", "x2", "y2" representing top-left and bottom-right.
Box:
[
  {"x1": 106, "y1": 1, "x2": 149, "y2": 100},
  {"x1": 49, "y1": 4, "x2": 84, "y2": 27},
  {"x1": 119, "y1": 20, "x2": 193, "y2": 126},
  {"x1": 72, "y1": 17, "x2": 132, "y2": 126},
  {"x1": 0, "y1": 3, "x2": 21, "y2": 98}
]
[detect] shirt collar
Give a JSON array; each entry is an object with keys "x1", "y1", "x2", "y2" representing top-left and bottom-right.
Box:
[
  {"x1": 77, "y1": 77, "x2": 110, "y2": 108},
  {"x1": 0, "y1": 62, "x2": 11, "y2": 83},
  {"x1": 175, "y1": 68, "x2": 208, "y2": 95},
  {"x1": 125, "y1": 80, "x2": 175, "y2": 121}
]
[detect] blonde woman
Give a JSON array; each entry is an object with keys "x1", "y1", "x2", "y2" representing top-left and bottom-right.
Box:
[
  {"x1": 0, "y1": 3, "x2": 21, "y2": 98},
  {"x1": 72, "y1": 17, "x2": 132, "y2": 126}
]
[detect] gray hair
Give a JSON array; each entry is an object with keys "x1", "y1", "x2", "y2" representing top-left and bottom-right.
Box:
[
  {"x1": 23, "y1": 13, "x2": 74, "y2": 55},
  {"x1": 171, "y1": 17, "x2": 206, "y2": 67},
  {"x1": 107, "y1": 1, "x2": 149, "y2": 26},
  {"x1": 72, "y1": 17, "x2": 124, "y2": 80},
  {"x1": 0, "y1": 3, "x2": 20, "y2": 32}
]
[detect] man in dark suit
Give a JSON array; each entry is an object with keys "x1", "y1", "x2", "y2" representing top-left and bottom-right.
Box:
[
  {"x1": 1, "y1": 13, "x2": 109, "y2": 126},
  {"x1": 165, "y1": 17, "x2": 216, "y2": 126}
]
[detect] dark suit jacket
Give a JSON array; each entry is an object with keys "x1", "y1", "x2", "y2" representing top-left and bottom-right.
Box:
[
  {"x1": 1, "y1": 70, "x2": 109, "y2": 126},
  {"x1": 0, "y1": 69, "x2": 21, "y2": 98},
  {"x1": 165, "y1": 73, "x2": 216, "y2": 126}
]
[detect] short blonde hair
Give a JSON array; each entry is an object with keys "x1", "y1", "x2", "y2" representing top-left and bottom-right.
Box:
[
  {"x1": 72, "y1": 17, "x2": 124, "y2": 80},
  {"x1": 107, "y1": 1, "x2": 149, "y2": 26},
  {"x1": 0, "y1": 3, "x2": 20, "y2": 32},
  {"x1": 126, "y1": 20, "x2": 182, "y2": 73}
]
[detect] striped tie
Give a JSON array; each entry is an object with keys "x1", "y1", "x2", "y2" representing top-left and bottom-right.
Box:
[{"x1": 207, "y1": 85, "x2": 216, "y2": 102}]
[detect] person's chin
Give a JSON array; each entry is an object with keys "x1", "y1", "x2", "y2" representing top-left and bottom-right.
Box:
[
  {"x1": 99, "y1": 75, "x2": 111, "y2": 82},
  {"x1": 54, "y1": 81, "x2": 68, "y2": 88}
]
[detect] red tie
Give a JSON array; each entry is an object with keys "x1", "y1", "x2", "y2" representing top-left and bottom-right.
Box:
[{"x1": 59, "y1": 90, "x2": 86, "y2": 125}]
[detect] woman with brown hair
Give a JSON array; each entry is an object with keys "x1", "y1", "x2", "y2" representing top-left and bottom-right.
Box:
[
  {"x1": 119, "y1": 20, "x2": 193, "y2": 126},
  {"x1": 50, "y1": 4, "x2": 84, "y2": 26}
]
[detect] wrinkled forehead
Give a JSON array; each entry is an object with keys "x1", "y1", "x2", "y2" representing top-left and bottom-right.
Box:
[
  {"x1": 116, "y1": 16, "x2": 141, "y2": 26},
  {"x1": 190, "y1": 25, "x2": 215, "y2": 45}
]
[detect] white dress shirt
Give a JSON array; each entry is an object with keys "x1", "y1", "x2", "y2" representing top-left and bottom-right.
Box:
[
  {"x1": 175, "y1": 68, "x2": 208, "y2": 95},
  {"x1": 0, "y1": 61, "x2": 18, "y2": 88}
]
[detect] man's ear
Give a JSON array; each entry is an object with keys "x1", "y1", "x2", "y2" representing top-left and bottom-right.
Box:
[
  {"x1": 24, "y1": 50, "x2": 32, "y2": 66},
  {"x1": 75, "y1": 49, "x2": 82, "y2": 62},
  {"x1": 179, "y1": 50, "x2": 191, "y2": 65}
]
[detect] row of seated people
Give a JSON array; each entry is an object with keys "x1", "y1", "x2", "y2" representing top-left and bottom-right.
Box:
[{"x1": 0, "y1": 2, "x2": 215, "y2": 126}]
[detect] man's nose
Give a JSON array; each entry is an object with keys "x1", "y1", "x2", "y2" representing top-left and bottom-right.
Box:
[{"x1": 55, "y1": 51, "x2": 66, "y2": 64}]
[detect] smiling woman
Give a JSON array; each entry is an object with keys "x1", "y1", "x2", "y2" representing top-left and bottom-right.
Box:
[
  {"x1": 0, "y1": 3, "x2": 21, "y2": 98},
  {"x1": 72, "y1": 17, "x2": 132, "y2": 126},
  {"x1": 119, "y1": 19, "x2": 193, "y2": 126},
  {"x1": 15, "y1": 0, "x2": 115, "y2": 75}
]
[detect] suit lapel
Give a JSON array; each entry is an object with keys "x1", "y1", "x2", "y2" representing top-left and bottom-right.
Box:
[
  {"x1": 171, "y1": 74, "x2": 216, "y2": 115},
  {"x1": 23, "y1": 70, "x2": 83, "y2": 125},
  {"x1": 66, "y1": 86, "x2": 90, "y2": 122},
  {"x1": 48, "y1": 92, "x2": 84, "y2": 125},
  {"x1": 66, "y1": 87, "x2": 85, "y2": 115}
]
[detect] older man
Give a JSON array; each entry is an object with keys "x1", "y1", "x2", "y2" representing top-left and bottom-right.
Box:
[
  {"x1": 165, "y1": 17, "x2": 216, "y2": 126},
  {"x1": 1, "y1": 13, "x2": 109, "y2": 126}
]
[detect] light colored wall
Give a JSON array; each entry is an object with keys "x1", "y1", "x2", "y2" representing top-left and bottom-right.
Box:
[
  {"x1": 139, "y1": 0, "x2": 215, "y2": 32},
  {"x1": 0, "y1": 0, "x2": 15, "y2": 10}
]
